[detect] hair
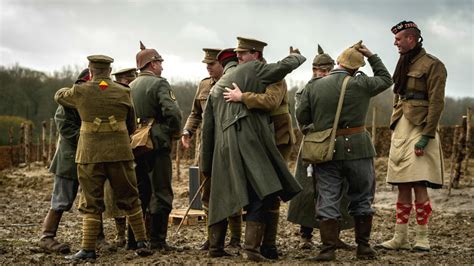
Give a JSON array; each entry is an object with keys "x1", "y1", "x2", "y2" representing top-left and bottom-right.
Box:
[
  {"x1": 90, "y1": 67, "x2": 111, "y2": 77},
  {"x1": 250, "y1": 50, "x2": 263, "y2": 60}
]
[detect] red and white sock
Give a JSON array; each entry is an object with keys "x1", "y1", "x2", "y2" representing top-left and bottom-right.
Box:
[
  {"x1": 396, "y1": 202, "x2": 412, "y2": 224},
  {"x1": 415, "y1": 201, "x2": 432, "y2": 225}
]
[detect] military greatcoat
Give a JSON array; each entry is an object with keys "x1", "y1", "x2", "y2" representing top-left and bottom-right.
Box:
[{"x1": 201, "y1": 54, "x2": 306, "y2": 226}]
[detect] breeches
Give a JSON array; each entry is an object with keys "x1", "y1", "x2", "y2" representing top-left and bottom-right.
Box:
[
  {"x1": 51, "y1": 175, "x2": 79, "y2": 211},
  {"x1": 315, "y1": 158, "x2": 376, "y2": 219},
  {"x1": 77, "y1": 161, "x2": 141, "y2": 214}
]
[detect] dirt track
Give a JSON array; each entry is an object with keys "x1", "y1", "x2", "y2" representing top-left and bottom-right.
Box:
[{"x1": 0, "y1": 158, "x2": 473, "y2": 264}]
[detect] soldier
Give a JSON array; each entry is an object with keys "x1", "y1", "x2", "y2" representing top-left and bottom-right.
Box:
[
  {"x1": 222, "y1": 36, "x2": 297, "y2": 260},
  {"x1": 201, "y1": 37, "x2": 305, "y2": 262},
  {"x1": 38, "y1": 69, "x2": 90, "y2": 254},
  {"x1": 296, "y1": 41, "x2": 393, "y2": 261},
  {"x1": 288, "y1": 44, "x2": 353, "y2": 250},
  {"x1": 55, "y1": 55, "x2": 151, "y2": 261},
  {"x1": 378, "y1": 21, "x2": 446, "y2": 252},
  {"x1": 100, "y1": 67, "x2": 138, "y2": 248},
  {"x1": 129, "y1": 42, "x2": 182, "y2": 251},
  {"x1": 181, "y1": 48, "x2": 242, "y2": 251}
]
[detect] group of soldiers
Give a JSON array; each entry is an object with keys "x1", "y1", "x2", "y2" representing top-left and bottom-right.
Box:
[{"x1": 38, "y1": 19, "x2": 446, "y2": 262}]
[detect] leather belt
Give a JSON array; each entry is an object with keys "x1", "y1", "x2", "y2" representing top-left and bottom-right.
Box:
[
  {"x1": 336, "y1": 126, "x2": 365, "y2": 136},
  {"x1": 400, "y1": 91, "x2": 428, "y2": 100},
  {"x1": 81, "y1": 120, "x2": 127, "y2": 132}
]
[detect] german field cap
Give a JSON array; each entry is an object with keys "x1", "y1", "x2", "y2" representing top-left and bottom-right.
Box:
[
  {"x1": 313, "y1": 44, "x2": 335, "y2": 69},
  {"x1": 136, "y1": 41, "x2": 163, "y2": 69},
  {"x1": 337, "y1": 41, "x2": 365, "y2": 70},
  {"x1": 217, "y1": 48, "x2": 237, "y2": 63},
  {"x1": 87, "y1": 55, "x2": 113, "y2": 69},
  {"x1": 391, "y1": 20, "x2": 420, "y2": 34},
  {"x1": 202, "y1": 48, "x2": 221, "y2": 63},
  {"x1": 112, "y1": 68, "x2": 137, "y2": 77},
  {"x1": 234, "y1": 37, "x2": 267, "y2": 52}
]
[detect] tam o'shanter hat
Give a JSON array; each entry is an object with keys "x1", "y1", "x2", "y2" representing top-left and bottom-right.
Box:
[
  {"x1": 391, "y1": 20, "x2": 420, "y2": 34},
  {"x1": 202, "y1": 48, "x2": 221, "y2": 63},
  {"x1": 87, "y1": 55, "x2": 113, "y2": 69},
  {"x1": 234, "y1": 37, "x2": 267, "y2": 52}
]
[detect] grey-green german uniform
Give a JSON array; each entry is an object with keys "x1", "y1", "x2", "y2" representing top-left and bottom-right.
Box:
[
  {"x1": 129, "y1": 70, "x2": 182, "y2": 242},
  {"x1": 387, "y1": 49, "x2": 446, "y2": 188},
  {"x1": 201, "y1": 53, "x2": 306, "y2": 226},
  {"x1": 288, "y1": 76, "x2": 353, "y2": 231},
  {"x1": 296, "y1": 54, "x2": 393, "y2": 219}
]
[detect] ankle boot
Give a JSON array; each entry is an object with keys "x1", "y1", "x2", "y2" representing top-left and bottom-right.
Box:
[
  {"x1": 354, "y1": 215, "x2": 376, "y2": 260},
  {"x1": 377, "y1": 223, "x2": 410, "y2": 250},
  {"x1": 208, "y1": 220, "x2": 231, "y2": 257},
  {"x1": 39, "y1": 209, "x2": 70, "y2": 254},
  {"x1": 242, "y1": 221, "x2": 268, "y2": 262},
  {"x1": 64, "y1": 249, "x2": 96, "y2": 261},
  {"x1": 260, "y1": 211, "x2": 279, "y2": 260},
  {"x1": 309, "y1": 219, "x2": 338, "y2": 261},
  {"x1": 413, "y1": 224, "x2": 430, "y2": 251}
]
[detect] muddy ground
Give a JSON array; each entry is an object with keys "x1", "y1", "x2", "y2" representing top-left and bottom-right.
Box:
[{"x1": 0, "y1": 157, "x2": 473, "y2": 264}]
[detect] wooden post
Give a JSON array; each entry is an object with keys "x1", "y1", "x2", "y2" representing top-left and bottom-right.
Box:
[
  {"x1": 36, "y1": 136, "x2": 41, "y2": 162},
  {"x1": 371, "y1": 107, "x2": 377, "y2": 145},
  {"x1": 176, "y1": 141, "x2": 181, "y2": 181},
  {"x1": 448, "y1": 126, "x2": 460, "y2": 195},
  {"x1": 47, "y1": 118, "x2": 54, "y2": 164},
  {"x1": 19, "y1": 123, "x2": 25, "y2": 164},
  {"x1": 450, "y1": 117, "x2": 467, "y2": 192},
  {"x1": 42, "y1": 121, "x2": 47, "y2": 164},
  {"x1": 9, "y1": 127, "x2": 14, "y2": 167},
  {"x1": 463, "y1": 107, "x2": 472, "y2": 175},
  {"x1": 24, "y1": 123, "x2": 30, "y2": 168},
  {"x1": 193, "y1": 129, "x2": 201, "y2": 166}
]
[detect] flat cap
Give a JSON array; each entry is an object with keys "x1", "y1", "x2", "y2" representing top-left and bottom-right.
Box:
[
  {"x1": 112, "y1": 67, "x2": 137, "y2": 77},
  {"x1": 234, "y1": 37, "x2": 267, "y2": 52},
  {"x1": 87, "y1": 55, "x2": 113, "y2": 69},
  {"x1": 202, "y1": 48, "x2": 221, "y2": 63}
]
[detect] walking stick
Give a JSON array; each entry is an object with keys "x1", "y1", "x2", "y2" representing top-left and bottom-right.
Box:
[{"x1": 175, "y1": 176, "x2": 209, "y2": 234}]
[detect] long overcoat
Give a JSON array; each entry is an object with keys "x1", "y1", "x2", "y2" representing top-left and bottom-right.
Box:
[{"x1": 201, "y1": 54, "x2": 306, "y2": 225}]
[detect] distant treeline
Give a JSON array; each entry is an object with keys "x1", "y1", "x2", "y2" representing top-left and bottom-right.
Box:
[{"x1": 0, "y1": 65, "x2": 472, "y2": 144}]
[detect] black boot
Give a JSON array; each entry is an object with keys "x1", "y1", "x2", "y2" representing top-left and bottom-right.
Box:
[
  {"x1": 242, "y1": 221, "x2": 268, "y2": 262},
  {"x1": 354, "y1": 215, "x2": 376, "y2": 260},
  {"x1": 64, "y1": 249, "x2": 96, "y2": 261},
  {"x1": 135, "y1": 241, "x2": 153, "y2": 257},
  {"x1": 150, "y1": 212, "x2": 180, "y2": 251},
  {"x1": 208, "y1": 220, "x2": 231, "y2": 257},
  {"x1": 335, "y1": 224, "x2": 355, "y2": 250},
  {"x1": 309, "y1": 219, "x2": 339, "y2": 261}
]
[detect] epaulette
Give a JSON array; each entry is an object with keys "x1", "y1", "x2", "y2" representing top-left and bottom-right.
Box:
[
  {"x1": 201, "y1": 77, "x2": 211, "y2": 82},
  {"x1": 425, "y1": 53, "x2": 440, "y2": 62}
]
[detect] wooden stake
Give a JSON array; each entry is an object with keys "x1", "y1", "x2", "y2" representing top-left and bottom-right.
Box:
[
  {"x1": 175, "y1": 177, "x2": 209, "y2": 234},
  {"x1": 24, "y1": 123, "x2": 30, "y2": 168},
  {"x1": 463, "y1": 107, "x2": 472, "y2": 176}
]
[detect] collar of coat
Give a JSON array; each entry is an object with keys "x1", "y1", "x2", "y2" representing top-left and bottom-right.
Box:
[
  {"x1": 223, "y1": 61, "x2": 238, "y2": 74},
  {"x1": 329, "y1": 68, "x2": 351, "y2": 76},
  {"x1": 410, "y1": 48, "x2": 427, "y2": 64},
  {"x1": 138, "y1": 70, "x2": 158, "y2": 77}
]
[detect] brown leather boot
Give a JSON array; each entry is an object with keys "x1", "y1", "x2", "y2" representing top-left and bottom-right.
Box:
[
  {"x1": 208, "y1": 220, "x2": 231, "y2": 257},
  {"x1": 354, "y1": 215, "x2": 376, "y2": 260},
  {"x1": 335, "y1": 224, "x2": 355, "y2": 250},
  {"x1": 38, "y1": 209, "x2": 70, "y2": 254},
  {"x1": 309, "y1": 219, "x2": 339, "y2": 261},
  {"x1": 242, "y1": 221, "x2": 268, "y2": 262}
]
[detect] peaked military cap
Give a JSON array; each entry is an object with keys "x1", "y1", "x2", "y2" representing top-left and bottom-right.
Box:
[
  {"x1": 234, "y1": 37, "x2": 267, "y2": 52},
  {"x1": 87, "y1": 55, "x2": 114, "y2": 69},
  {"x1": 217, "y1": 48, "x2": 237, "y2": 63},
  {"x1": 337, "y1": 41, "x2": 366, "y2": 70},
  {"x1": 112, "y1": 68, "x2": 137, "y2": 77},
  {"x1": 391, "y1": 20, "x2": 420, "y2": 34},
  {"x1": 202, "y1": 48, "x2": 221, "y2": 63}
]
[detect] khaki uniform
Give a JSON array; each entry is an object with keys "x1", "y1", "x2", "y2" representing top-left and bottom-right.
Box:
[
  {"x1": 387, "y1": 49, "x2": 447, "y2": 187},
  {"x1": 54, "y1": 75, "x2": 140, "y2": 214},
  {"x1": 241, "y1": 79, "x2": 296, "y2": 160}
]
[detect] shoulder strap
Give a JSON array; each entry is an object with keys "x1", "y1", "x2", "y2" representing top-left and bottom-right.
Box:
[{"x1": 331, "y1": 75, "x2": 351, "y2": 133}]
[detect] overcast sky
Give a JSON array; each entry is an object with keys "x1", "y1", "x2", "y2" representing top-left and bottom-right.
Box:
[{"x1": 1, "y1": 0, "x2": 472, "y2": 97}]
